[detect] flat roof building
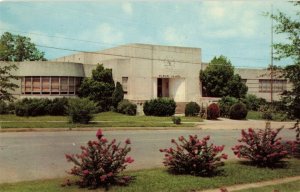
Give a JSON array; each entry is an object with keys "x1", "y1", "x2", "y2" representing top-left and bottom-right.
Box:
[{"x1": 0, "y1": 43, "x2": 291, "y2": 109}]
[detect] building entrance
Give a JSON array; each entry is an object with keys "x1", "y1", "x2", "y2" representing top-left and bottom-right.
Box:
[{"x1": 157, "y1": 78, "x2": 169, "y2": 97}]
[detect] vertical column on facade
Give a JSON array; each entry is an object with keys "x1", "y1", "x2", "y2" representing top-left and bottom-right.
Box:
[
  {"x1": 50, "y1": 77, "x2": 52, "y2": 95},
  {"x1": 30, "y1": 77, "x2": 33, "y2": 95},
  {"x1": 74, "y1": 77, "x2": 76, "y2": 95},
  {"x1": 58, "y1": 76, "x2": 61, "y2": 95},
  {"x1": 40, "y1": 76, "x2": 42, "y2": 95},
  {"x1": 67, "y1": 76, "x2": 70, "y2": 95}
]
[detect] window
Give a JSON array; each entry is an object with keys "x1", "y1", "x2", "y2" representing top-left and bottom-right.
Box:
[
  {"x1": 42, "y1": 77, "x2": 50, "y2": 94},
  {"x1": 21, "y1": 76, "x2": 82, "y2": 95},
  {"x1": 259, "y1": 79, "x2": 287, "y2": 93},
  {"x1": 122, "y1": 77, "x2": 128, "y2": 94}
]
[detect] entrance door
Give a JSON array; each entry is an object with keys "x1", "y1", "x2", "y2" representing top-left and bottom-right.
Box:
[
  {"x1": 157, "y1": 78, "x2": 169, "y2": 97},
  {"x1": 157, "y1": 78, "x2": 162, "y2": 97}
]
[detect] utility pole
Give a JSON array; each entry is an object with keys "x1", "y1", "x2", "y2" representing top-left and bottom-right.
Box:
[{"x1": 270, "y1": 4, "x2": 274, "y2": 103}]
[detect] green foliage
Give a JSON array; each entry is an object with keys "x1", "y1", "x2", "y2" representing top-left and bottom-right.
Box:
[
  {"x1": 78, "y1": 64, "x2": 115, "y2": 112},
  {"x1": 0, "y1": 101, "x2": 8, "y2": 114},
  {"x1": 219, "y1": 96, "x2": 239, "y2": 117},
  {"x1": 47, "y1": 98, "x2": 69, "y2": 116},
  {"x1": 0, "y1": 63, "x2": 19, "y2": 102},
  {"x1": 207, "y1": 103, "x2": 220, "y2": 120},
  {"x1": 184, "y1": 102, "x2": 200, "y2": 116},
  {"x1": 143, "y1": 98, "x2": 176, "y2": 116},
  {"x1": 0, "y1": 32, "x2": 46, "y2": 61},
  {"x1": 112, "y1": 82, "x2": 124, "y2": 108},
  {"x1": 271, "y1": 3, "x2": 300, "y2": 119},
  {"x1": 14, "y1": 98, "x2": 69, "y2": 117},
  {"x1": 117, "y1": 100, "x2": 137, "y2": 116},
  {"x1": 229, "y1": 103, "x2": 248, "y2": 120},
  {"x1": 171, "y1": 116, "x2": 181, "y2": 124},
  {"x1": 67, "y1": 98, "x2": 97, "y2": 124},
  {"x1": 200, "y1": 55, "x2": 247, "y2": 98},
  {"x1": 242, "y1": 94, "x2": 266, "y2": 111},
  {"x1": 14, "y1": 98, "x2": 50, "y2": 116}
]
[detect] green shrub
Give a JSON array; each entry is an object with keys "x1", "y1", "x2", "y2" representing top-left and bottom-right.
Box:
[
  {"x1": 229, "y1": 103, "x2": 248, "y2": 120},
  {"x1": 207, "y1": 103, "x2": 220, "y2": 120},
  {"x1": 218, "y1": 96, "x2": 238, "y2": 117},
  {"x1": 68, "y1": 98, "x2": 97, "y2": 124},
  {"x1": 262, "y1": 110, "x2": 273, "y2": 120},
  {"x1": 242, "y1": 94, "x2": 266, "y2": 111},
  {"x1": 143, "y1": 98, "x2": 176, "y2": 116},
  {"x1": 14, "y1": 98, "x2": 51, "y2": 116},
  {"x1": 185, "y1": 102, "x2": 200, "y2": 116},
  {"x1": 47, "y1": 97, "x2": 68, "y2": 116},
  {"x1": 117, "y1": 100, "x2": 137, "y2": 116},
  {"x1": 171, "y1": 116, "x2": 181, "y2": 124},
  {"x1": 0, "y1": 101, "x2": 9, "y2": 114},
  {"x1": 112, "y1": 82, "x2": 124, "y2": 108}
]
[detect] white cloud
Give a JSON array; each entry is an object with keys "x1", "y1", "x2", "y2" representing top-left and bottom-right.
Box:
[
  {"x1": 198, "y1": 1, "x2": 263, "y2": 39},
  {"x1": 163, "y1": 27, "x2": 186, "y2": 46},
  {"x1": 122, "y1": 2, "x2": 133, "y2": 15},
  {"x1": 96, "y1": 23, "x2": 123, "y2": 44}
]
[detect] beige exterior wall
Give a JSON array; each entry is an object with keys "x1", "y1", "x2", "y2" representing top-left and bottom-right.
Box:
[{"x1": 54, "y1": 43, "x2": 202, "y2": 103}]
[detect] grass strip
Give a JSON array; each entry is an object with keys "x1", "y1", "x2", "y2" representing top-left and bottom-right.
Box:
[
  {"x1": 0, "y1": 112, "x2": 201, "y2": 129},
  {"x1": 235, "y1": 180, "x2": 300, "y2": 192},
  {"x1": 0, "y1": 160, "x2": 299, "y2": 192}
]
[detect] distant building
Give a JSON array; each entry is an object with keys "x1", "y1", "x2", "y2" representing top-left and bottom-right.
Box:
[{"x1": 0, "y1": 43, "x2": 291, "y2": 109}]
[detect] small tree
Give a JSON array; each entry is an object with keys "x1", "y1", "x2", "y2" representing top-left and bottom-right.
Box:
[
  {"x1": 78, "y1": 64, "x2": 115, "y2": 112},
  {"x1": 200, "y1": 55, "x2": 247, "y2": 98},
  {"x1": 67, "y1": 98, "x2": 97, "y2": 124},
  {"x1": 112, "y1": 82, "x2": 124, "y2": 108},
  {"x1": 0, "y1": 64, "x2": 19, "y2": 102}
]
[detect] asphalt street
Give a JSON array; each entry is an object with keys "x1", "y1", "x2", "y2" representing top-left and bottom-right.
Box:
[{"x1": 0, "y1": 128, "x2": 296, "y2": 183}]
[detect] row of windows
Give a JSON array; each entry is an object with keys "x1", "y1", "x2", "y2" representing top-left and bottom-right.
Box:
[
  {"x1": 259, "y1": 79, "x2": 287, "y2": 93},
  {"x1": 21, "y1": 76, "x2": 82, "y2": 95}
]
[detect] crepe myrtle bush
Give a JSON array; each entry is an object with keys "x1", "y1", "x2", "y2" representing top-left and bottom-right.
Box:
[
  {"x1": 159, "y1": 135, "x2": 228, "y2": 176},
  {"x1": 64, "y1": 129, "x2": 134, "y2": 189},
  {"x1": 232, "y1": 127, "x2": 297, "y2": 167}
]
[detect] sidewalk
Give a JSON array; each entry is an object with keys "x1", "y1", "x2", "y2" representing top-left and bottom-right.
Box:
[{"x1": 200, "y1": 176, "x2": 300, "y2": 192}]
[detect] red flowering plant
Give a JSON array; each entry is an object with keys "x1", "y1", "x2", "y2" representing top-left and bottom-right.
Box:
[
  {"x1": 65, "y1": 129, "x2": 134, "y2": 189},
  {"x1": 160, "y1": 135, "x2": 228, "y2": 176},
  {"x1": 232, "y1": 127, "x2": 296, "y2": 167}
]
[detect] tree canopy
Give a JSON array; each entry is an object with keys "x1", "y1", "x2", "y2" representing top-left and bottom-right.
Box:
[
  {"x1": 272, "y1": 2, "x2": 300, "y2": 118},
  {"x1": 200, "y1": 55, "x2": 248, "y2": 98},
  {"x1": 0, "y1": 32, "x2": 46, "y2": 61},
  {"x1": 78, "y1": 64, "x2": 115, "y2": 112},
  {"x1": 0, "y1": 64, "x2": 19, "y2": 101}
]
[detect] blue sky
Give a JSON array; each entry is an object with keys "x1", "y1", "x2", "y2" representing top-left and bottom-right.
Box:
[{"x1": 0, "y1": 1, "x2": 297, "y2": 68}]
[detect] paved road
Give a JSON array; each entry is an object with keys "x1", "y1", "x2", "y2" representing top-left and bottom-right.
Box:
[{"x1": 0, "y1": 126, "x2": 296, "y2": 183}]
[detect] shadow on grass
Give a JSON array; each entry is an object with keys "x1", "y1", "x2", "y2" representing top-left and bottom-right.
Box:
[{"x1": 237, "y1": 160, "x2": 289, "y2": 169}]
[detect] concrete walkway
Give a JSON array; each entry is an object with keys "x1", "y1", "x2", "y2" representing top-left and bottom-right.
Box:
[{"x1": 200, "y1": 176, "x2": 300, "y2": 192}]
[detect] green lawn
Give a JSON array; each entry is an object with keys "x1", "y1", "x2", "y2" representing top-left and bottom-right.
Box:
[
  {"x1": 236, "y1": 180, "x2": 300, "y2": 192},
  {"x1": 0, "y1": 112, "x2": 201, "y2": 129},
  {"x1": 0, "y1": 160, "x2": 299, "y2": 192},
  {"x1": 247, "y1": 111, "x2": 290, "y2": 121}
]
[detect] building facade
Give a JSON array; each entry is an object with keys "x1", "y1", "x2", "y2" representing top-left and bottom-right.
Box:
[{"x1": 0, "y1": 43, "x2": 291, "y2": 106}]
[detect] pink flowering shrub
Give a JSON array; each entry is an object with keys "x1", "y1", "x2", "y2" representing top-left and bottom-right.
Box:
[
  {"x1": 160, "y1": 135, "x2": 228, "y2": 176},
  {"x1": 232, "y1": 127, "x2": 296, "y2": 167},
  {"x1": 65, "y1": 129, "x2": 134, "y2": 189}
]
